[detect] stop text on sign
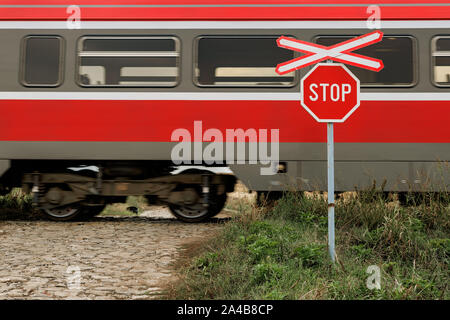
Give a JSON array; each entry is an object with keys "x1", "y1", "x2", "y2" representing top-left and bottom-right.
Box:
[{"x1": 309, "y1": 83, "x2": 352, "y2": 102}]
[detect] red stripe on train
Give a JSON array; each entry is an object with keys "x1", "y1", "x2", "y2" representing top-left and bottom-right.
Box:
[
  {"x1": 1, "y1": 6, "x2": 450, "y2": 20},
  {"x1": 4, "y1": 0, "x2": 449, "y2": 4},
  {"x1": 0, "y1": 99, "x2": 448, "y2": 143}
]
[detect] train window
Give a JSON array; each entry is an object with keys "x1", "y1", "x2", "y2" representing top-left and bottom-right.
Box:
[
  {"x1": 77, "y1": 36, "x2": 180, "y2": 87},
  {"x1": 194, "y1": 36, "x2": 296, "y2": 87},
  {"x1": 432, "y1": 36, "x2": 450, "y2": 87},
  {"x1": 315, "y1": 36, "x2": 416, "y2": 87},
  {"x1": 21, "y1": 36, "x2": 64, "y2": 87}
]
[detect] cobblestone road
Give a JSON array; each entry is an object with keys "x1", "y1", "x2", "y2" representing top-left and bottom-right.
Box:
[{"x1": 0, "y1": 207, "x2": 226, "y2": 300}]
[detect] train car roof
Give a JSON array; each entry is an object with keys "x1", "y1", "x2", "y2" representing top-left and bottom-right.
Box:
[{"x1": 0, "y1": 0, "x2": 449, "y2": 20}]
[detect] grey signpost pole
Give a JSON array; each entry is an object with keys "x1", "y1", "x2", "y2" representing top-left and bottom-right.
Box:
[{"x1": 327, "y1": 122, "x2": 335, "y2": 263}]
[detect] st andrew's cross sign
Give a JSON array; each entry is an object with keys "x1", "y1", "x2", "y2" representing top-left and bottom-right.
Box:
[{"x1": 275, "y1": 31, "x2": 384, "y2": 262}]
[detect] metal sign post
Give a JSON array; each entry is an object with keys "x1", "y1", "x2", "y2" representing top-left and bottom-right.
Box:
[{"x1": 327, "y1": 122, "x2": 335, "y2": 262}]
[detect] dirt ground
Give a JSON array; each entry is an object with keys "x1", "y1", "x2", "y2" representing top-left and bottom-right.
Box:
[{"x1": 0, "y1": 207, "x2": 231, "y2": 300}]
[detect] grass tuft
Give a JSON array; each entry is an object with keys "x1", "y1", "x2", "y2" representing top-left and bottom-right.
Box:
[{"x1": 0, "y1": 188, "x2": 34, "y2": 219}]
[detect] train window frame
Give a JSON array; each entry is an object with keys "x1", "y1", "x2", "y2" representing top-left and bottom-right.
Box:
[
  {"x1": 75, "y1": 36, "x2": 181, "y2": 88},
  {"x1": 312, "y1": 35, "x2": 418, "y2": 88},
  {"x1": 193, "y1": 35, "x2": 299, "y2": 88},
  {"x1": 431, "y1": 36, "x2": 450, "y2": 88},
  {"x1": 20, "y1": 35, "x2": 65, "y2": 87}
]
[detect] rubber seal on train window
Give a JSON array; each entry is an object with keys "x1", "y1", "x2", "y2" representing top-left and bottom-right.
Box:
[
  {"x1": 19, "y1": 35, "x2": 65, "y2": 88},
  {"x1": 75, "y1": 35, "x2": 181, "y2": 88},
  {"x1": 193, "y1": 35, "x2": 299, "y2": 88},
  {"x1": 431, "y1": 35, "x2": 450, "y2": 88}
]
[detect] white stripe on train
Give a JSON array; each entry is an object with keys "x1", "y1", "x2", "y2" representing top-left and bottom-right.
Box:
[
  {"x1": 0, "y1": 20, "x2": 450, "y2": 29},
  {"x1": 0, "y1": 92, "x2": 450, "y2": 101}
]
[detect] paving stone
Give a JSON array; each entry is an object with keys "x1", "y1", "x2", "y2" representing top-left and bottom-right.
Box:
[{"x1": 0, "y1": 206, "x2": 222, "y2": 299}]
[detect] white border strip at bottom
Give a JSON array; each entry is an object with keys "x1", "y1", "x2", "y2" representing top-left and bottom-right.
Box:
[{"x1": 0, "y1": 92, "x2": 450, "y2": 101}]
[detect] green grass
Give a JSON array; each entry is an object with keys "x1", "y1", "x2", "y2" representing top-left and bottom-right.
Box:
[
  {"x1": 168, "y1": 191, "x2": 449, "y2": 300},
  {"x1": 99, "y1": 196, "x2": 148, "y2": 216},
  {"x1": 0, "y1": 188, "x2": 34, "y2": 219}
]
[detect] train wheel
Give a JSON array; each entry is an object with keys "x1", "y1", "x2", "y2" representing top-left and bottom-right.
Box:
[
  {"x1": 42, "y1": 204, "x2": 84, "y2": 221},
  {"x1": 209, "y1": 193, "x2": 227, "y2": 216},
  {"x1": 168, "y1": 202, "x2": 210, "y2": 223},
  {"x1": 168, "y1": 168, "x2": 228, "y2": 222},
  {"x1": 168, "y1": 193, "x2": 227, "y2": 223}
]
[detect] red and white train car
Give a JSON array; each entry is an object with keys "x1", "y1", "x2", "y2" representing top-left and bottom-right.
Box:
[{"x1": 0, "y1": 0, "x2": 448, "y2": 221}]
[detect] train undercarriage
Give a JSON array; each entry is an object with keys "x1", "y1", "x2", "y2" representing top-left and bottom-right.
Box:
[
  {"x1": 0, "y1": 160, "x2": 236, "y2": 222},
  {"x1": 0, "y1": 159, "x2": 448, "y2": 221}
]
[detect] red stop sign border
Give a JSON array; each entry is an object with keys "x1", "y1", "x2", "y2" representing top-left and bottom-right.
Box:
[{"x1": 300, "y1": 63, "x2": 361, "y2": 123}]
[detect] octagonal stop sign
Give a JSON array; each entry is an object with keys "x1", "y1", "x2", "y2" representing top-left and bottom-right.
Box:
[{"x1": 301, "y1": 63, "x2": 360, "y2": 123}]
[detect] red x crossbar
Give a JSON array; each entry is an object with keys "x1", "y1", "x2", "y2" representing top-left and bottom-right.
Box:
[{"x1": 276, "y1": 31, "x2": 384, "y2": 75}]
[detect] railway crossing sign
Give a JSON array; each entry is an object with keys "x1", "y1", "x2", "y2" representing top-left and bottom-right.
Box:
[
  {"x1": 275, "y1": 31, "x2": 384, "y2": 263},
  {"x1": 275, "y1": 30, "x2": 384, "y2": 75}
]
